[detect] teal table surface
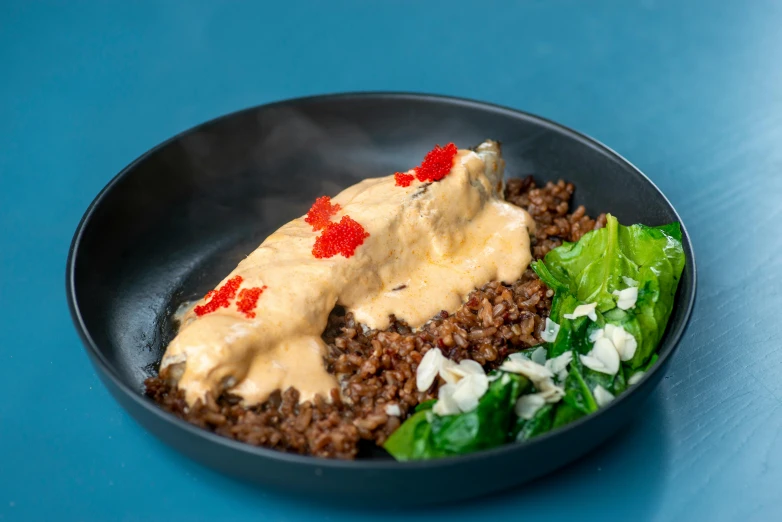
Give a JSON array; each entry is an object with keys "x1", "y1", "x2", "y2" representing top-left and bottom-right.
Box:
[{"x1": 2, "y1": 1, "x2": 781, "y2": 521}]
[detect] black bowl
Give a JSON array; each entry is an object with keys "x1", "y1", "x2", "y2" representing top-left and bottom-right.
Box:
[{"x1": 67, "y1": 93, "x2": 696, "y2": 506}]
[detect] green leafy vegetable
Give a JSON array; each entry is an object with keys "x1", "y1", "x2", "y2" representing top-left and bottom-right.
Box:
[
  {"x1": 628, "y1": 353, "x2": 661, "y2": 383},
  {"x1": 562, "y1": 353, "x2": 598, "y2": 414},
  {"x1": 533, "y1": 214, "x2": 685, "y2": 368},
  {"x1": 547, "y1": 294, "x2": 600, "y2": 358},
  {"x1": 383, "y1": 373, "x2": 528, "y2": 460},
  {"x1": 643, "y1": 353, "x2": 660, "y2": 371},
  {"x1": 414, "y1": 399, "x2": 436, "y2": 412},
  {"x1": 552, "y1": 403, "x2": 585, "y2": 429},
  {"x1": 513, "y1": 404, "x2": 555, "y2": 441},
  {"x1": 381, "y1": 408, "x2": 434, "y2": 461},
  {"x1": 558, "y1": 349, "x2": 629, "y2": 419}
]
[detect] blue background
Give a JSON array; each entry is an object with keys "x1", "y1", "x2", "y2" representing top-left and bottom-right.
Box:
[{"x1": 2, "y1": 1, "x2": 781, "y2": 520}]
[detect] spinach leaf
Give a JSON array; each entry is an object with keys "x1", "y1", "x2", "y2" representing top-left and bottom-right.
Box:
[
  {"x1": 560, "y1": 348, "x2": 629, "y2": 417},
  {"x1": 532, "y1": 215, "x2": 637, "y2": 311},
  {"x1": 383, "y1": 373, "x2": 528, "y2": 460},
  {"x1": 381, "y1": 409, "x2": 437, "y2": 461},
  {"x1": 428, "y1": 373, "x2": 527, "y2": 455},
  {"x1": 414, "y1": 399, "x2": 436, "y2": 412},
  {"x1": 552, "y1": 402, "x2": 585, "y2": 429},
  {"x1": 532, "y1": 214, "x2": 685, "y2": 368},
  {"x1": 562, "y1": 353, "x2": 598, "y2": 414},
  {"x1": 644, "y1": 353, "x2": 659, "y2": 371},
  {"x1": 548, "y1": 294, "x2": 600, "y2": 358},
  {"x1": 583, "y1": 363, "x2": 627, "y2": 396},
  {"x1": 513, "y1": 403, "x2": 555, "y2": 441},
  {"x1": 653, "y1": 222, "x2": 682, "y2": 242}
]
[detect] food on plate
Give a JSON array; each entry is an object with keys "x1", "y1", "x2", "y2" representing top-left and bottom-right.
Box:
[{"x1": 145, "y1": 140, "x2": 685, "y2": 460}]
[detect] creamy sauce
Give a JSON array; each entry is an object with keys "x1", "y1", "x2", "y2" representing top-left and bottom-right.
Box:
[
  {"x1": 161, "y1": 141, "x2": 534, "y2": 406},
  {"x1": 171, "y1": 299, "x2": 197, "y2": 327}
]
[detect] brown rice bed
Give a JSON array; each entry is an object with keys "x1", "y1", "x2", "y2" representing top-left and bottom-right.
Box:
[{"x1": 144, "y1": 177, "x2": 606, "y2": 459}]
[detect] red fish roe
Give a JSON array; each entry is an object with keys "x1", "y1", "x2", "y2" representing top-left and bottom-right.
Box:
[
  {"x1": 415, "y1": 142, "x2": 458, "y2": 183},
  {"x1": 312, "y1": 216, "x2": 370, "y2": 259},
  {"x1": 305, "y1": 196, "x2": 341, "y2": 231},
  {"x1": 394, "y1": 172, "x2": 415, "y2": 187},
  {"x1": 194, "y1": 275, "x2": 243, "y2": 317},
  {"x1": 236, "y1": 285, "x2": 268, "y2": 319}
]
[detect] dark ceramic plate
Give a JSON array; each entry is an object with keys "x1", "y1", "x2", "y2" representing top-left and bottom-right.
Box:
[{"x1": 67, "y1": 93, "x2": 696, "y2": 506}]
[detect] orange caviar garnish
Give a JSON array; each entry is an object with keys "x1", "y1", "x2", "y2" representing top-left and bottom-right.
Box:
[
  {"x1": 394, "y1": 172, "x2": 415, "y2": 187},
  {"x1": 236, "y1": 285, "x2": 268, "y2": 319},
  {"x1": 305, "y1": 196, "x2": 341, "y2": 231},
  {"x1": 194, "y1": 275, "x2": 243, "y2": 317},
  {"x1": 415, "y1": 143, "x2": 458, "y2": 183},
  {"x1": 312, "y1": 216, "x2": 369, "y2": 259}
]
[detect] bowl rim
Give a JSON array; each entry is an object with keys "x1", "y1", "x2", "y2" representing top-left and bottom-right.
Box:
[{"x1": 66, "y1": 91, "x2": 697, "y2": 470}]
